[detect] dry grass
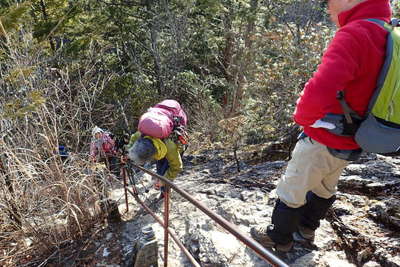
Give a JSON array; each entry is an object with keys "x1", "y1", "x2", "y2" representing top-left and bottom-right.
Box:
[
  {"x1": 0, "y1": 106, "x2": 115, "y2": 266},
  {"x1": 0, "y1": 32, "x2": 116, "y2": 266},
  {"x1": 0, "y1": 154, "x2": 110, "y2": 266}
]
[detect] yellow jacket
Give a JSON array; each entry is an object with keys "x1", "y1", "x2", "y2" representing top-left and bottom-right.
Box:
[{"x1": 127, "y1": 131, "x2": 183, "y2": 179}]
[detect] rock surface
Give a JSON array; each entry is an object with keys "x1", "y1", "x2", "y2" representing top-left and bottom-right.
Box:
[{"x1": 91, "y1": 151, "x2": 400, "y2": 267}]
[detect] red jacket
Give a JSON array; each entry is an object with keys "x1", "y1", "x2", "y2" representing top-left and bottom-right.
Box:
[
  {"x1": 293, "y1": 0, "x2": 391, "y2": 149},
  {"x1": 90, "y1": 133, "x2": 116, "y2": 159}
]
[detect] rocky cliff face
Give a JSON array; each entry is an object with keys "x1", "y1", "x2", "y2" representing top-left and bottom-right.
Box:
[{"x1": 92, "y1": 151, "x2": 400, "y2": 267}]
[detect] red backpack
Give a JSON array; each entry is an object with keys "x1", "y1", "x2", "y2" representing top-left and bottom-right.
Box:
[{"x1": 138, "y1": 100, "x2": 188, "y2": 141}]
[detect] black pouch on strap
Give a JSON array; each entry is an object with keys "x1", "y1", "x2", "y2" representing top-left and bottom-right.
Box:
[
  {"x1": 326, "y1": 147, "x2": 362, "y2": 161},
  {"x1": 320, "y1": 113, "x2": 362, "y2": 137}
]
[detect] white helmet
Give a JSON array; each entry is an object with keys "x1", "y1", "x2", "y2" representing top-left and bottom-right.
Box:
[{"x1": 92, "y1": 126, "x2": 103, "y2": 137}]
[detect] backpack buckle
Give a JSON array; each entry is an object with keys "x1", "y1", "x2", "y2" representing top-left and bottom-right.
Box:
[
  {"x1": 178, "y1": 135, "x2": 188, "y2": 145},
  {"x1": 174, "y1": 126, "x2": 188, "y2": 145}
]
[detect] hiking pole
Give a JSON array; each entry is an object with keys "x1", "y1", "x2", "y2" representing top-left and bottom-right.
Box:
[
  {"x1": 125, "y1": 162, "x2": 140, "y2": 196},
  {"x1": 121, "y1": 166, "x2": 129, "y2": 212},
  {"x1": 127, "y1": 162, "x2": 150, "y2": 194}
]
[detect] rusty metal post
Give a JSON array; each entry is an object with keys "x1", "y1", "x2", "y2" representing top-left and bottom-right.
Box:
[
  {"x1": 126, "y1": 187, "x2": 201, "y2": 267},
  {"x1": 131, "y1": 164, "x2": 288, "y2": 267},
  {"x1": 121, "y1": 167, "x2": 129, "y2": 212},
  {"x1": 163, "y1": 185, "x2": 170, "y2": 267}
]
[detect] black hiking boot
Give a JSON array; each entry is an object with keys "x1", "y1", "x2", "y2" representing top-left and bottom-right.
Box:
[
  {"x1": 250, "y1": 226, "x2": 293, "y2": 253},
  {"x1": 293, "y1": 225, "x2": 318, "y2": 250}
]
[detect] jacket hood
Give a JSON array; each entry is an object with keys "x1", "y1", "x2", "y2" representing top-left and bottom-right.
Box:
[{"x1": 338, "y1": 0, "x2": 392, "y2": 27}]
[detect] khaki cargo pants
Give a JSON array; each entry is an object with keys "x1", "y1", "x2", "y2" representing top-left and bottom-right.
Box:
[{"x1": 276, "y1": 136, "x2": 349, "y2": 208}]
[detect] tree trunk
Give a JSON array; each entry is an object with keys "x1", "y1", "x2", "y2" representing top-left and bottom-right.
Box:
[
  {"x1": 39, "y1": 0, "x2": 56, "y2": 51},
  {"x1": 221, "y1": 7, "x2": 235, "y2": 115},
  {"x1": 146, "y1": 0, "x2": 165, "y2": 95},
  {"x1": 230, "y1": 0, "x2": 258, "y2": 115},
  {"x1": 221, "y1": 0, "x2": 259, "y2": 117}
]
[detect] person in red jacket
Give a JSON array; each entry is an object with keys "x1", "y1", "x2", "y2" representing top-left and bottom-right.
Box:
[
  {"x1": 251, "y1": 0, "x2": 392, "y2": 253},
  {"x1": 90, "y1": 126, "x2": 119, "y2": 175}
]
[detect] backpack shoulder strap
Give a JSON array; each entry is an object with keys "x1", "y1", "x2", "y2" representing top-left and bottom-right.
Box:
[
  {"x1": 365, "y1": 18, "x2": 393, "y2": 33},
  {"x1": 366, "y1": 18, "x2": 399, "y2": 31},
  {"x1": 366, "y1": 18, "x2": 386, "y2": 27}
]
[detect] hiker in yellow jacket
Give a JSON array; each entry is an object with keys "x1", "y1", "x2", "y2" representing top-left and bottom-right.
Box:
[{"x1": 126, "y1": 131, "x2": 183, "y2": 196}]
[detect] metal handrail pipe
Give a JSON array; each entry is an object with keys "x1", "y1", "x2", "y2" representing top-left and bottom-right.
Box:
[
  {"x1": 163, "y1": 186, "x2": 170, "y2": 267},
  {"x1": 126, "y1": 187, "x2": 201, "y2": 267},
  {"x1": 131, "y1": 164, "x2": 288, "y2": 267}
]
